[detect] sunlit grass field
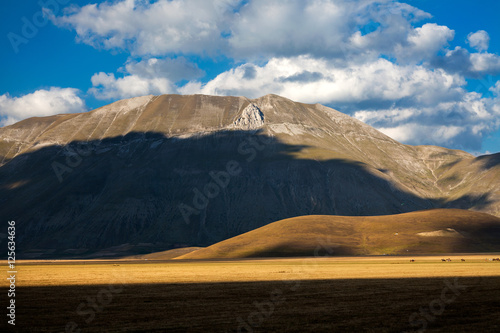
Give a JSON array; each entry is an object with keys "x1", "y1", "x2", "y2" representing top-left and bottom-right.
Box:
[
  {"x1": 5, "y1": 255, "x2": 500, "y2": 287},
  {"x1": 2, "y1": 256, "x2": 500, "y2": 332}
]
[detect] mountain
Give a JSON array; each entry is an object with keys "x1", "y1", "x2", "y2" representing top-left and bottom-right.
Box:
[
  {"x1": 177, "y1": 209, "x2": 500, "y2": 259},
  {"x1": 0, "y1": 94, "x2": 498, "y2": 258}
]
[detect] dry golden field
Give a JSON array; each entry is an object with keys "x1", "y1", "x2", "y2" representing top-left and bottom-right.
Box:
[
  {"x1": 4, "y1": 255, "x2": 500, "y2": 286},
  {"x1": 2, "y1": 255, "x2": 500, "y2": 332}
]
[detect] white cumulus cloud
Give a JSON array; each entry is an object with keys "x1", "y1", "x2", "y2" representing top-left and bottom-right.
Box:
[
  {"x1": 431, "y1": 47, "x2": 500, "y2": 77},
  {"x1": 395, "y1": 23, "x2": 454, "y2": 63},
  {"x1": 54, "y1": 0, "x2": 241, "y2": 56},
  {"x1": 90, "y1": 72, "x2": 173, "y2": 100},
  {"x1": 55, "y1": 0, "x2": 432, "y2": 60},
  {"x1": 470, "y1": 52, "x2": 500, "y2": 73},
  {"x1": 467, "y1": 30, "x2": 490, "y2": 52},
  {"x1": 429, "y1": 30, "x2": 500, "y2": 77},
  {"x1": 355, "y1": 90, "x2": 500, "y2": 150},
  {"x1": 0, "y1": 88, "x2": 87, "y2": 127},
  {"x1": 89, "y1": 57, "x2": 204, "y2": 100},
  {"x1": 183, "y1": 56, "x2": 464, "y2": 107}
]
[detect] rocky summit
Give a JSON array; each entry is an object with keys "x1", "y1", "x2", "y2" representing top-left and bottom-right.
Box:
[{"x1": 0, "y1": 94, "x2": 498, "y2": 258}]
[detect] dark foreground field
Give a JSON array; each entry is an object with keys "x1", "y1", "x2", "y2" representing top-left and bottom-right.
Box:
[{"x1": 3, "y1": 276, "x2": 500, "y2": 332}]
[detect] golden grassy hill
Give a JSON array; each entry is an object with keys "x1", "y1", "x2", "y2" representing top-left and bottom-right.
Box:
[{"x1": 178, "y1": 209, "x2": 500, "y2": 259}]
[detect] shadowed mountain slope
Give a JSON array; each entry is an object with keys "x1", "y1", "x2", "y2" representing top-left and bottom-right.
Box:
[
  {"x1": 0, "y1": 94, "x2": 498, "y2": 257},
  {"x1": 178, "y1": 209, "x2": 500, "y2": 259}
]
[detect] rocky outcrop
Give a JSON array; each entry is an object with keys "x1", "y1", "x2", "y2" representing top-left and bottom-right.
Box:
[{"x1": 232, "y1": 104, "x2": 264, "y2": 130}]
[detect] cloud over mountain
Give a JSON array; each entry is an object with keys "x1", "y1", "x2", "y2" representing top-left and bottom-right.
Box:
[
  {"x1": 90, "y1": 57, "x2": 204, "y2": 99},
  {"x1": 20, "y1": 0, "x2": 500, "y2": 151},
  {"x1": 0, "y1": 88, "x2": 86, "y2": 126}
]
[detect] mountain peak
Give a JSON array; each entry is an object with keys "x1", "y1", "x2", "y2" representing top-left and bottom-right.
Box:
[{"x1": 0, "y1": 93, "x2": 499, "y2": 257}]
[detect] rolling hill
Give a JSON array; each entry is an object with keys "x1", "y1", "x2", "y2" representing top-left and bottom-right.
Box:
[
  {"x1": 0, "y1": 94, "x2": 498, "y2": 257},
  {"x1": 178, "y1": 209, "x2": 500, "y2": 259}
]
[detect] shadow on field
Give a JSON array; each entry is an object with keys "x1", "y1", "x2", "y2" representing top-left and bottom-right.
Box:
[{"x1": 3, "y1": 276, "x2": 499, "y2": 332}]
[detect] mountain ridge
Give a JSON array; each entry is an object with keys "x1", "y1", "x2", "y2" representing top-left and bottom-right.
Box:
[{"x1": 0, "y1": 94, "x2": 498, "y2": 257}]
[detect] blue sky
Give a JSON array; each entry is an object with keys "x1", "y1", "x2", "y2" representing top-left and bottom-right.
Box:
[{"x1": 1, "y1": 0, "x2": 499, "y2": 154}]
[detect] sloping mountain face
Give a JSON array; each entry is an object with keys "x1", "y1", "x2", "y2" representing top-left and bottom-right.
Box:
[{"x1": 0, "y1": 94, "x2": 498, "y2": 257}]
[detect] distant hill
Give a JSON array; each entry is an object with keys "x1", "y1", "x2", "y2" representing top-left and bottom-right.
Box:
[
  {"x1": 178, "y1": 209, "x2": 500, "y2": 259},
  {"x1": 125, "y1": 247, "x2": 203, "y2": 260},
  {"x1": 0, "y1": 94, "x2": 498, "y2": 257}
]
